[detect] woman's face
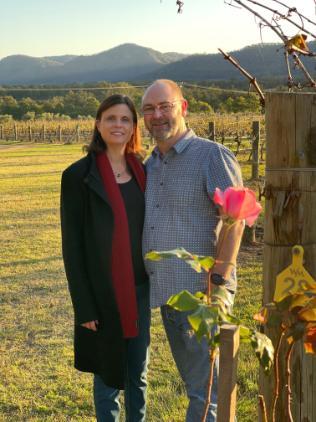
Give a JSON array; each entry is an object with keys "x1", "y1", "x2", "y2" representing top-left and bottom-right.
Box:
[{"x1": 96, "y1": 104, "x2": 135, "y2": 148}]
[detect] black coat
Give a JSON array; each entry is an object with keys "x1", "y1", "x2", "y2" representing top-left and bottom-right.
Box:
[{"x1": 61, "y1": 152, "x2": 131, "y2": 389}]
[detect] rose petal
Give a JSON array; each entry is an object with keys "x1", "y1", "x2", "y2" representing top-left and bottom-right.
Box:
[
  {"x1": 214, "y1": 186, "x2": 262, "y2": 225},
  {"x1": 213, "y1": 188, "x2": 225, "y2": 208}
]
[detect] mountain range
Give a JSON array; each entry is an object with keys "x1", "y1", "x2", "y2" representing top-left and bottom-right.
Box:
[{"x1": 1, "y1": 42, "x2": 316, "y2": 85}]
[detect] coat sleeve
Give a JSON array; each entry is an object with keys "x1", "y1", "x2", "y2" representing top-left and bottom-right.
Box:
[{"x1": 60, "y1": 168, "x2": 98, "y2": 325}]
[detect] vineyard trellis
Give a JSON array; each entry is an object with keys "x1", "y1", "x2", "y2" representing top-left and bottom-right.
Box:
[{"x1": 0, "y1": 113, "x2": 266, "y2": 178}]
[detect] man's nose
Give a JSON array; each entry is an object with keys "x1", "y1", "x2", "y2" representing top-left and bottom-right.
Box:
[{"x1": 152, "y1": 106, "x2": 163, "y2": 118}]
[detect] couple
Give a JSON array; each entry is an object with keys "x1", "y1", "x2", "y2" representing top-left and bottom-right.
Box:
[{"x1": 60, "y1": 79, "x2": 244, "y2": 422}]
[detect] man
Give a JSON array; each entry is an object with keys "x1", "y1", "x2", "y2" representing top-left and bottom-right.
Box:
[{"x1": 142, "y1": 79, "x2": 244, "y2": 421}]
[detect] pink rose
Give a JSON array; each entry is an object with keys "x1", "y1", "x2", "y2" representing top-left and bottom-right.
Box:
[{"x1": 213, "y1": 187, "x2": 262, "y2": 227}]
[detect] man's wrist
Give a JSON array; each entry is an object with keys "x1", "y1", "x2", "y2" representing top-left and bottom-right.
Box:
[
  {"x1": 210, "y1": 273, "x2": 229, "y2": 286},
  {"x1": 214, "y1": 259, "x2": 236, "y2": 268}
]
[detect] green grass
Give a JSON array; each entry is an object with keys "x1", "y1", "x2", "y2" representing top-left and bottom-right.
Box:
[{"x1": 0, "y1": 142, "x2": 264, "y2": 421}]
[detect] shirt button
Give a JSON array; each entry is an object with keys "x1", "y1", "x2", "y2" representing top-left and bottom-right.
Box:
[
  {"x1": 160, "y1": 182, "x2": 163, "y2": 186},
  {"x1": 164, "y1": 161, "x2": 168, "y2": 165},
  {"x1": 151, "y1": 226, "x2": 154, "y2": 230},
  {"x1": 150, "y1": 271, "x2": 154, "y2": 275},
  {"x1": 156, "y1": 204, "x2": 159, "y2": 208}
]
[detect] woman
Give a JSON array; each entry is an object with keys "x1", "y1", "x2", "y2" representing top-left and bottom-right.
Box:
[{"x1": 60, "y1": 94, "x2": 150, "y2": 421}]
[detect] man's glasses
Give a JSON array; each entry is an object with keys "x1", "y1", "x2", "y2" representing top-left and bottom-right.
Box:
[{"x1": 141, "y1": 100, "x2": 182, "y2": 116}]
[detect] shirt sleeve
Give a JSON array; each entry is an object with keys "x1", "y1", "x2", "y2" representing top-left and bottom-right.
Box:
[{"x1": 206, "y1": 143, "x2": 243, "y2": 198}]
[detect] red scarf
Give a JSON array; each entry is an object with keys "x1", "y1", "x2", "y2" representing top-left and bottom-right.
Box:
[{"x1": 96, "y1": 152, "x2": 146, "y2": 338}]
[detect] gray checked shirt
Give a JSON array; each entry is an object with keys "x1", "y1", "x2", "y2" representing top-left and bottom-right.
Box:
[{"x1": 143, "y1": 129, "x2": 243, "y2": 308}]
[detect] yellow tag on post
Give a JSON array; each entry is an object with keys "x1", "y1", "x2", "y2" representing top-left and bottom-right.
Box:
[{"x1": 273, "y1": 245, "x2": 316, "y2": 302}]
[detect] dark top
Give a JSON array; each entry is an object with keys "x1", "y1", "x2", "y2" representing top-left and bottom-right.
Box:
[{"x1": 118, "y1": 177, "x2": 148, "y2": 286}]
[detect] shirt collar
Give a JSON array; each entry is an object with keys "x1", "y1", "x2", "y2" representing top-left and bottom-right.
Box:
[{"x1": 152, "y1": 129, "x2": 195, "y2": 157}]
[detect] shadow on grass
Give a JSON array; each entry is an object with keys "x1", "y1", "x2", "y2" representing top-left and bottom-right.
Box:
[
  {"x1": 0, "y1": 170, "x2": 62, "y2": 179},
  {"x1": 1, "y1": 255, "x2": 62, "y2": 268}
]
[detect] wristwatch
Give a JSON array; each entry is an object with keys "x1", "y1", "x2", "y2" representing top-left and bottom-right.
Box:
[{"x1": 210, "y1": 273, "x2": 228, "y2": 286}]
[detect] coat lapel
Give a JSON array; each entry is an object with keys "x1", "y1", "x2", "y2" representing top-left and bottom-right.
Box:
[{"x1": 84, "y1": 153, "x2": 111, "y2": 205}]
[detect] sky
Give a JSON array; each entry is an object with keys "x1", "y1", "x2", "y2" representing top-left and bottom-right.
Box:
[{"x1": 1, "y1": 0, "x2": 316, "y2": 60}]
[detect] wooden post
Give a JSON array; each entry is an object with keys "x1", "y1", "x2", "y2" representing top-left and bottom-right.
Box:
[
  {"x1": 208, "y1": 121, "x2": 216, "y2": 141},
  {"x1": 42, "y1": 124, "x2": 46, "y2": 142},
  {"x1": 14, "y1": 123, "x2": 17, "y2": 141},
  {"x1": 76, "y1": 124, "x2": 80, "y2": 143},
  {"x1": 217, "y1": 325, "x2": 240, "y2": 422},
  {"x1": 28, "y1": 125, "x2": 32, "y2": 142},
  {"x1": 260, "y1": 92, "x2": 316, "y2": 421},
  {"x1": 0, "y1": 125, "x2": 3, "y2": 140},
  {"x1": 58, "y1": 125, "x2": 62, "y2": 143},
  {"x1": 252, "y1": 120, "x2": 260, "y2": 180}
]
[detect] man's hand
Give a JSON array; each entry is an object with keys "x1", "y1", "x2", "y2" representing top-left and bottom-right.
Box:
[{"x1": 81, "y1": 320, "x2": 99, "y2": 331}]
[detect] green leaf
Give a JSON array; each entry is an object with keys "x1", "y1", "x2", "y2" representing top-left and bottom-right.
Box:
[
  {"x1": 250, "y1": 331, "x2": 274, "y2": 373},
  {"x1": 239, "y1": 325, "x2": 253, "y2": 343},
  {"x1": 211, "y1": 285, "x2": 234, "y2": 309},
  {"x1": 167, "y1": 290, "x2": 201, "y2": 312},
  {"x1": 187, "y1": 304, "x2": 219, "y2": 342},
  {"x1": 194, "y1": 255, "x2": 215, "y2": 272},
  {"x1": 145, "y1": 248, "x2": 214, "y2": 273},
  {"x1": 144, "y1": 250, "x2": 162, "y2": 261},
  {"x1": 218, "y1": 310, "x2": 240, "y2": 325},
  {"x1": 194, "y1": 291, "x2": 207, "y2": 302}
]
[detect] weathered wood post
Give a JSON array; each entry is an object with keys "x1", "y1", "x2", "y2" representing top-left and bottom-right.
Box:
[
  {"x1": 0, "y1": 125, "x2": 3, "y2": 140},
  {"x1": 58, "y1": 125, "x2": 62, "y2": 143},
  {"x1": 76, "y1": 124, "x2": 80, "y2": 143},
  {"x1": 252, "y1": 120, "x2": 260, "y2": 180},
  {"x1": 217, "y1": 325, "x2": 240, "y2": 422},
  {"x1": 260, "y1": 92, "x2": 316, "y2": 421},
  {"x1": 42, "y1": 124, "x2": 46, "y2": 142},
  {"x1": 14, "y1": 123, "x2": 18, "y2": 141},
  {"x1": 28, "y1": 125, "x2": 32, "y2": 142},
  {"x1": 209, "y1": 121, "x2": 216, "y2": 141}
]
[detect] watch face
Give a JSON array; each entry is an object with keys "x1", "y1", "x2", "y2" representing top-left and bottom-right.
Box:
[{"x1": 211, "y1": 273, "x2": 226, "y2": 286}]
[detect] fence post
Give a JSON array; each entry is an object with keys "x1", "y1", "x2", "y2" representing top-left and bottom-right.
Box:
[
  {"x1": 217, "y1": 325, "x2": 240, "y2": 422},
  {"x1": 14, "y1": 123, "x2": 18, "y2": 141},
  {"x1": 76, "y1": 124, "x2": 80, "y2": 143},
  {"x1": 28, "y1": 125, "x2": 32, "y2": 142},
  {"x1": 252, "y1": 120, "x2": 260, "y2": 180},
  {"x1": 42, "y1": 124, "x2": 46, "y2": 142},
  {"x1": 58, "y1": 125, "x2": 62, "y2": 143},
  {"x1": 208, "y1": 121, "x2": 216, "y2": 140},
  {"x1": 0, "y1": 125, "x2": 3, "y2": 140},
  {"x1": 260, "y1": 91, "x2": 316, "y2": 421}
]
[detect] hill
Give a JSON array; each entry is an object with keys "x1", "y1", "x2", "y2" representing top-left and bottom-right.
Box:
[
  {"x1": 0, "y1": 44, "x2": 186, "y2": 84},
  {"x1": 0, "y1": 42, "x2": 316, "y2": 84}
]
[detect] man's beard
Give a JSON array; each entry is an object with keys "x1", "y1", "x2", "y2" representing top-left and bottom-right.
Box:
[{"x1": 150, "y1": 120, "x2": 173, "y2": 141}]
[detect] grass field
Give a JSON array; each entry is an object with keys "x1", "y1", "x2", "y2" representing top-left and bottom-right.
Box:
[{"x1": 0, "y1": 142, "x2": 265, "y2": 421}]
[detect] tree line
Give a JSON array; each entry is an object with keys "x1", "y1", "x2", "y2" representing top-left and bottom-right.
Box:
[{"x1": 0, "y1": 82, "x2": 261, "y2": 122}]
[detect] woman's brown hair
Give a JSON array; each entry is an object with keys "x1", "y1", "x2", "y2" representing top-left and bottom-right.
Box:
[{"x1": 85, "y1": 94, "x2": 142, "y2": 154}]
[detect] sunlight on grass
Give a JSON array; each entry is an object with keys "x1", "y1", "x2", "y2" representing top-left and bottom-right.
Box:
[{"x1": 0, "y1": 142, "x2": 264, "y2": 421}]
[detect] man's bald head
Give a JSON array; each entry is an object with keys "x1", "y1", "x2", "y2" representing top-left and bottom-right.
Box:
[
  {"x1": 142, "y1": 79, "x2": 184, "y2": 103},
  {"x1": 141, "y1": 79, "x2": 188, "y2": 150}
]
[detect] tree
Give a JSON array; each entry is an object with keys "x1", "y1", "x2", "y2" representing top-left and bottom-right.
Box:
[
  {"x1": 0, "y1": 96, "x2": 19, "y2": 118},
  {"x1": 63, "y1": 91, "x2": 100, "y2": 118}
]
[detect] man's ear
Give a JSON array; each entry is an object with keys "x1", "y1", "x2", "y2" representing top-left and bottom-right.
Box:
[{"x1": 181, "y1": 99, "x2": 188, "y2": 117}]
